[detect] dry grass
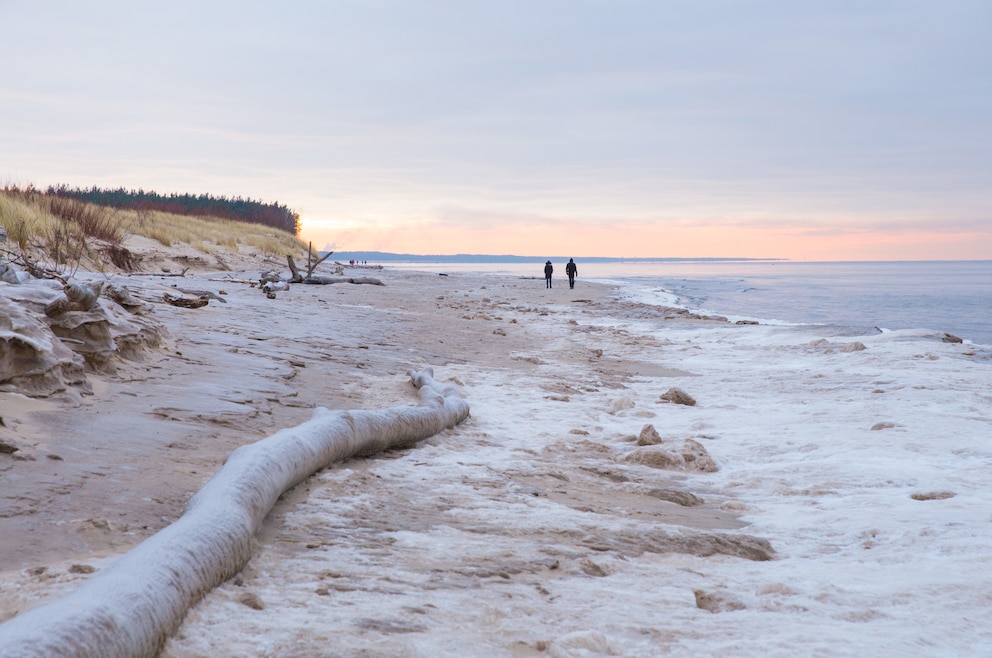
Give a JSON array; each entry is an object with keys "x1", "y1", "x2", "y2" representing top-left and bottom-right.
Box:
[
  {"x1": 0, "y1": 190, "x2": 310, "y2": 275},
  {"x1": 0, "y1": 192, "x2": 54, "y2": 249},
  {"x1": 125, "y1": 209, "x2": 307, "y2": 258}
]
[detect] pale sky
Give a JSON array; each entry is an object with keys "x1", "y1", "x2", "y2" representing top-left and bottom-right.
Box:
[{"x1": 2, "y1": 1, "x2": 991, "y2": 260}]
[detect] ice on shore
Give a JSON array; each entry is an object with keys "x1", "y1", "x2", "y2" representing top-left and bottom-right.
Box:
[
  {"x1": 161, "y1": 280, "x2": 991, "y2": 657},
  {"x1": 0, "y1": 368, "x2": 469, "y2": 656}
]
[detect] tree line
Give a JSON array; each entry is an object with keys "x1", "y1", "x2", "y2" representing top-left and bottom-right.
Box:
[{"x1": 40, "y1": 185, "x2": 301, "y2": 235}]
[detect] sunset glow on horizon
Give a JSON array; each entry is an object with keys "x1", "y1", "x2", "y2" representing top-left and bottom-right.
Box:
[{"x1": 299, "y1": 212, "x2": 992, "y2": 262}]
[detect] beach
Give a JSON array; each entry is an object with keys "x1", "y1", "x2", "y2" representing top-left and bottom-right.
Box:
[{"x1": 2, "y1": 253, "x2": 991, "y2": 657}]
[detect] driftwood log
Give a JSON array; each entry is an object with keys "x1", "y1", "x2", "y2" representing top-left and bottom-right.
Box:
[
  {"x1": 207, "y1": 278, "x2": 256, "y2": 285},
  {"x1": 304, "y1": 275, "x2": 384, "y2": 286},
  {"x1": 288, "y1": 248, "x2": 333, "y2": 283},
  {"x1": 163, "y1": 293, "x2": 209, "y2": 309},
  {"x1": 0, "y1": 368, "x2": 469, "y2": 658},
  {"x1": 170, "y1": 288, "x2": 228, "y2": 304},
  {"x1": 128, "y1": 268, "x2": 190, "y2": 278},
  {"x1": 287, "y1": 255, "x2": 301, "y2": 282}
]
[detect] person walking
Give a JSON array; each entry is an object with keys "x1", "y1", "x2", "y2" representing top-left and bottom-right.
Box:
[
  {"x1": 544, "y1": 260, "x2": 554, "y2": 288},
  {"x1": 565, "y1": 258, "x2": 577, "y2": 289}
]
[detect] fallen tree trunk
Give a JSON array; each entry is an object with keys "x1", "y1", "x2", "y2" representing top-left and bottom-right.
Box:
[
  {"x1": 127, "y1": 268, "x2": 190, "y2": 277},
  {"x1": 0, "y1": 368, "x2": 469, "y2": 658},
  {"x1": 163, "y1": 292, "x2": 210, "y2": 308},
  {"x1": 300, "y1": 243, "x2": 334, "y2": 278},
  {"x1": 288, "y1": 249, "x2": 334, "y2": 283},
  {"x1": 304, "y1": 275, "x2": 384, "y2": 286},
  {"x1": 170, "y1": 288, "x2": 228, "y2": 303},
  {"x1": 207, "y1": 278, "x2": 256, "y2": 285}
]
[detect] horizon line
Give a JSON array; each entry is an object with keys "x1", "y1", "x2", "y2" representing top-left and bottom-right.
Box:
[
  {"x1": 323, "y1": 251, "x2": 784, "y2": 262},
  {"x1": 322, "y1": 251, "x2": 992, "y2": 264}
]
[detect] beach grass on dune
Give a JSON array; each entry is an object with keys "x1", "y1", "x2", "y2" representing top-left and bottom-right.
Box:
[{"x1": 0, "y1": 190, "x2": 310, "y2": 272}]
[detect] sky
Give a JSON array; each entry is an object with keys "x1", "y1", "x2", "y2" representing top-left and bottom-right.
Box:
[{"x1": 2, "y1": 0, "x2": 991, "y2": 260}]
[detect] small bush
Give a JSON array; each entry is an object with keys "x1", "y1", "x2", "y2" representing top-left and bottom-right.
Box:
[
  {"x1": 46, "y1": 196, "x2": 123, "y2": 244},
  {"x1": 40, "y1": 220, "x2": 87, "y2": 269}
]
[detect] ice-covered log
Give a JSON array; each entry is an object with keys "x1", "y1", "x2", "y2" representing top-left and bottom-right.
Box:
[{"x1": 0, "y1": 368, "x2": 469, "y2": 658}]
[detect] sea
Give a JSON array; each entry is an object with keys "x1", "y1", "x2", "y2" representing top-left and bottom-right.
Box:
[{"x1": 379, "y1": 259, "x2": 992, "y2": 346}]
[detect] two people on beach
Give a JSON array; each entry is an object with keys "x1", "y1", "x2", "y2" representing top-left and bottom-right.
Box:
[{"x1": 544, "y1": 259, "x2": 578, "y2": 289}]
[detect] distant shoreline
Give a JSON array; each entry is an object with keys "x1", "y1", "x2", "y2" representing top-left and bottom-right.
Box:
[{"x1": 329, "y1": 252, "x2": 991, "y2": 265}]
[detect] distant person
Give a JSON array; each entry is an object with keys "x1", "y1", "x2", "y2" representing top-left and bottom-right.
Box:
[
  {"x1": 566, "y1": 258, "x2": 577, "y2": 289},
  {"x1": 544, "y1": 260, "x2": 554, "y2": 288}
]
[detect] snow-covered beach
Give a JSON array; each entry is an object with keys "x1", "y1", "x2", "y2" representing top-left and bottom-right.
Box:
[{"x1": 2, "y1": 260, "x2": 991, "y2": 657}]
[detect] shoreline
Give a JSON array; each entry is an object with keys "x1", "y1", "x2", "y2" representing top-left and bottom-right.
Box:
[{"x1": 388, "y1": 259, "x2": 992, "y2": 347}]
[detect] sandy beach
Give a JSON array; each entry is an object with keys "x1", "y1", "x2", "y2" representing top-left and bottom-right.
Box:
[
  {"x1": 2, "y1": 248, "x2": 990, "y2": 656},
  {"x1": 1, "y1": 259, "x2": 739, "y2": 562}
]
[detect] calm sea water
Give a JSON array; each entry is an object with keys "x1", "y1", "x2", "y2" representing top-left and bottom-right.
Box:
[{"x1": 387, "y1": 260, "x2": 992, "y2": 346}]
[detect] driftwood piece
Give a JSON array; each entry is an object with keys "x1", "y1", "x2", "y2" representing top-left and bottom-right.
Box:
[
  {"x1": 304, "y1": 275, "x2": 384, "y2": 286},
  {"x1": 163, "y1": 293, "x2": 209, "y2": 309},
  {"x1": 288, "y1": 249, "x2": 334, "y2": 283},
  {"x1": 171, "y1": 288, "x2": 227, "y2": 304},
  {"x1": 207, "y1": 278, "x2": 256, "y2": 285},
  {"x1": 128, "y1": 268, "x2": 190, "y2": 278},
  {"x1": 0, "y1": 368, "x2": 469, "y2": 658},
  {"x1": 307, "y1": 249, "x2": 334, "y2": 276},
  {"x1": 307, "y1": 250, "x2": 333, "y2": 276},
  {"x1": 287, "y1": 255, "x2": 302, "y2": 283},
  {"x1": 1, "y1": 251, "x2": 63, "y2": 282}
]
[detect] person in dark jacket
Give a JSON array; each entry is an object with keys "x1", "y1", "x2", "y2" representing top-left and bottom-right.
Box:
[
  {"x1": 544, "y1": 260, "x2": 553, "y2": 288},
  {"x1": 565, "y1": 258, "x2": 577, "y2": 289}
]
